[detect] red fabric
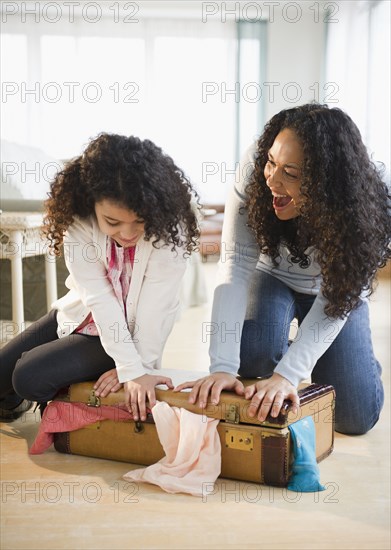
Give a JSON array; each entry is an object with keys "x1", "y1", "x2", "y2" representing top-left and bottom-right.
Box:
[{"x1": 29, "y1": 401, "x2": 134, "y2": 454}]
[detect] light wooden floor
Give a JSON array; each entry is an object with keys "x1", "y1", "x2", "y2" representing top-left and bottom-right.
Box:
[{"x1": 1, "y1": 263, "x2": 390, "y2": 550}]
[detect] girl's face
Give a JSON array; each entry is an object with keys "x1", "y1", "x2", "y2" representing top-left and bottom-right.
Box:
[
  {"x1": 264, "y1": 128, "x2": 304, "y2": 221},
  {"x1": 95, "y1": 199, "x2": 145, "y2": 248}
]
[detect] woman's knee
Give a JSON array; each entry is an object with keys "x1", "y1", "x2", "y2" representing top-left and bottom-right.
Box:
[
  {"x1": 335, "y1": 414, "x2": 381, "y2": 435},
  {"x1": 334, "y1": 400, "x2": 383, "y2": 435}
]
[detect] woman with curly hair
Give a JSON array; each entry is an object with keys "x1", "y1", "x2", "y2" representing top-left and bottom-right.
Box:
[
  {"x1": 0, "y1": 133, "x2": 199, "y2": 422},
  {"x1": 176, "y1": 103, "x2": 390, "y2": 435}
]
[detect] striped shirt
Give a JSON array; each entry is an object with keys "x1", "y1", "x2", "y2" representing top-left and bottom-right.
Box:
[{"x1": 75, "y1": 238, "x2": 135, "y2": 335}]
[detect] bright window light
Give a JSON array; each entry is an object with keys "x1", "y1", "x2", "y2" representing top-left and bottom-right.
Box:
[{"x1": 0, "y1": 34, "x2": 28, "y2": 144}]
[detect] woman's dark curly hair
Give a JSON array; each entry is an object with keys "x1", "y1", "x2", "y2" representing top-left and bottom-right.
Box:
[
  {"x1": 43, "y1": 133, "x2": 199, "y2": 256},
  {"x1": 246, "y1": 103, "x2": 391, "y2": 318}
]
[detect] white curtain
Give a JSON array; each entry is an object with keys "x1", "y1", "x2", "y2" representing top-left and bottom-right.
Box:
[{"x1": 325, "y1": 0, "x2": 390, "y2": 181}]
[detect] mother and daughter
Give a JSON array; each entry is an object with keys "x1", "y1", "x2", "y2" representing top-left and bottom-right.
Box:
[{"x1": 1, "y1": 103, "x2": 390, "y2": 436}]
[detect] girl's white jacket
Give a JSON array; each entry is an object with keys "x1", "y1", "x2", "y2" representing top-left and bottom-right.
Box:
[{"x1": 52, "y1": 215, "x2": 187, "y2": 383}]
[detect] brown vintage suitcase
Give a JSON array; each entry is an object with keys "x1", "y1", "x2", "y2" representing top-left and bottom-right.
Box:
[{"x1": 52, "y1": 374, "x2": 335, "y2": 487}]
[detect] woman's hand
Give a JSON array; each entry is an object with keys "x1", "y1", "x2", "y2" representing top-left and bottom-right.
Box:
[
  {"x1": 124, "y1": 374, "x2": 174, "y2": 421},
  {"x1": 244, "y1": 373, "x2": 300, "y2": 421},
  {"x1": 94, "y1": 369, "x2": 122, "y2": 398},
  {"x1": 174, "y1": 373, "x2": 245, "y2": 408}
]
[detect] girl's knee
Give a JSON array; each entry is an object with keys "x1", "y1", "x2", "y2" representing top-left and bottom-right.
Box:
[{"x1": 12, "y1": 353, "x2": 45, "y2": 402}]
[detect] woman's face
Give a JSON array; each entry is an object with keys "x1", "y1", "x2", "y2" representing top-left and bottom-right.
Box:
[
  {"x1": 264, "y1": 128, "x2": 304, "y2": 221},
  {"x1": 95, "y1": 199, "x2": 145, "y2": 247}
]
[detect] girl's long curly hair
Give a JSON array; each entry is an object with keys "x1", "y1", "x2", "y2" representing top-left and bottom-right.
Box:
[
  {"x1": 43, "y1": 133, "x2": 199, "y2": 256},
  {"x1": 246, "y1": 103, "x2": 391, "y2": 318}
]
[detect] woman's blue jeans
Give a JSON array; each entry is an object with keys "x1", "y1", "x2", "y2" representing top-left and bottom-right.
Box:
[{"x1": 239, "y1": 271, "x2": 384, "y2": 435}]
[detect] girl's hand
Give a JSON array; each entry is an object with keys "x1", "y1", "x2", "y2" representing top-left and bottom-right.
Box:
[
  {"x1": 244, "y1": 373, "x2": 300, "y2": 421},
  {"x1": 124, "y1": 374, "x2": 174, "y2": 421},
  {"x1": 174, "y1": 373, "x2": 245, "y2": 408},
  {"x1": 94, "y1": 369, "x2": 123, "y2": 397}
]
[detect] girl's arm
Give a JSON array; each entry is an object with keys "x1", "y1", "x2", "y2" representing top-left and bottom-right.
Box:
[
  {"x1": 121, "y1": 238, "x2": 188, "y2": 421},
  {"x1": 132, "y1": 240, "x2": 188, "y2": 370},
  {"x1": 63, "y1": 218, "x2": 187, "y2": 420}
]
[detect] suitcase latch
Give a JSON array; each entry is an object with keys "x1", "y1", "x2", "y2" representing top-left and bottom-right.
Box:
[
  {"x1": 225, "y1": 404, "x2": 240, "y2": 424},
  {"x1": 225, "y1": 429, "x2": 253, "y2": 451},
  {"x1": 87, "y1": 390, "x2": 101, "y2": 407}
]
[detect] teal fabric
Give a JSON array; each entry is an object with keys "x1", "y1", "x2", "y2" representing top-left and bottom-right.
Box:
[{"x1": 287, "y1": 416, "x2": 326, "y2": 493}]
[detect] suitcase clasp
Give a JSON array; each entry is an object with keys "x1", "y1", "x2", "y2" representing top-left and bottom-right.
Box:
[
  {"x1": 225, "y1": 404, "x2": 240, "y2": 424},
  {"x1": 225, "y1": 428, "x2": 253, "y2": 451},
  {"x1": 87, "y1": 390, "x2": 101, "y2": 407},
  {"x1": 134, "y1": 421, "x2": 144, "y2": 433}
]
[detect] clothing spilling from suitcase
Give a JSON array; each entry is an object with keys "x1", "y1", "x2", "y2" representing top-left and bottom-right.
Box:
[{"x1": 29, "y1": 369, "x2": 335, "y2": 497}]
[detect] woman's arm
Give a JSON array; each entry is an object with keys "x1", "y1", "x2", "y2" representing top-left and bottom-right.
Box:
[
  {"x1": 274, "y1": 290, "x2": 349, "y2": 386},
  {"x1": 209, "y1": 143, "x2": 260, "y2": 374},
  {"x1": 241, "y1": 290, "x2": 348, "y2": 420},
  {"x1": 175, "y1": 145, "x2": 260, "y2": 401}
]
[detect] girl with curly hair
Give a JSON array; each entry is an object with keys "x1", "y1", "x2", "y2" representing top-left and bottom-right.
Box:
[
  {"x1": 0, "y1": 133, "x2": 199, "y2": 422},
  {"x1": 176, "y1": 103, "x2": 390, "y2": 435}
]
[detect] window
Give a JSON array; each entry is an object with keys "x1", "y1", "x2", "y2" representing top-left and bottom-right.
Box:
[{"x1": 1, "y1": 14, "x2": 265, "y2": 203}]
